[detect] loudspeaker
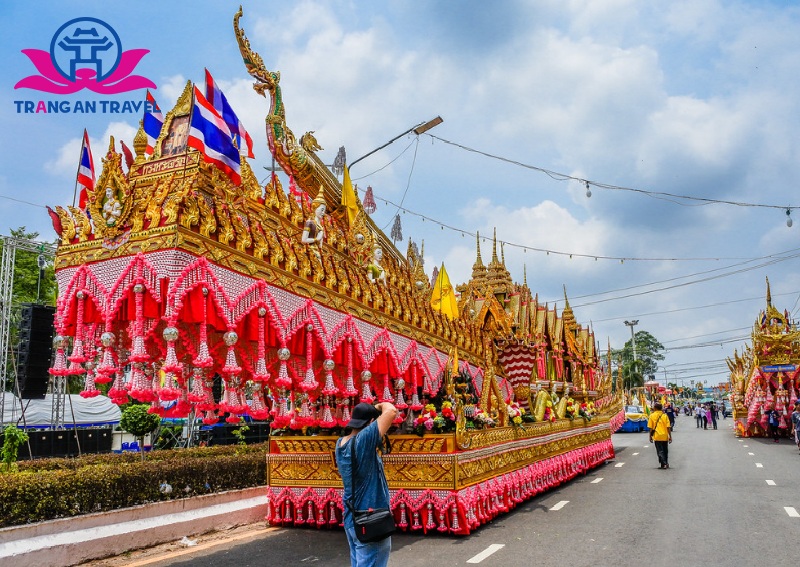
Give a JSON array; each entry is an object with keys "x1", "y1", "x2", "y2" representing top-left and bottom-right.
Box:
[{"x1": 16, "y1": 303, "x2": 56, "y2": 399}]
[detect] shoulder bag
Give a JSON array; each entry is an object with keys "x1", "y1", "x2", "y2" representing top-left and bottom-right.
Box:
[
  {"x1": 346, "y1": 433, "x2": 396, "y2": 543},
  {"x1": 649, "y1": 413, "x2": 664, "y2": 442}
]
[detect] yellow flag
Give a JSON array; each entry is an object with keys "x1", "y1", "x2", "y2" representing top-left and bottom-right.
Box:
[
  {"x1": 431, "y1": 263, "x2": 459, "y2": 320},
  {"x1": 341, "y1": 165, "x2": 358, "y2": 227}
]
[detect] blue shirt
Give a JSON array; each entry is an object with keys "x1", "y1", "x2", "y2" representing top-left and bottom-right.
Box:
[{"x1": 335, "y1": 421, "x2": 391, "y2": 530}]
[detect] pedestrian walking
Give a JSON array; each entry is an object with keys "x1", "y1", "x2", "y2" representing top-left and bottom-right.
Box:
[
  {"x1": 648, "y1": 402, "x2": 673, "y2": 469},
  {"x1": 695, "y1": 404, "x2": 703, "y2": 428},
  {"x1": 791, "y1": 400, "x2": 800, "y2": 451},
  {"x1": 765, "y1": 404, "x2": 781, "y2": 443},
  {"x1": 708, "y1": 402, "x2": 718, "y2": 430},
  {"x1": 665, "y1": 403, "x2": 676, "y2": 430},
  {"x1": 335, "y1": 402, "x2": 397, "y2": 567}
]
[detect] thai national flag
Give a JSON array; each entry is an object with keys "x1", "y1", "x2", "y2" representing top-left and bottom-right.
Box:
[
  {"x1": 143, "y1": 90, "x2": 163, "y2": 157},
  {"x1": 76, "y1": 129, "x2": 94, "y2": 210},
  {"x1": 187, "y1": 85, "x2": 241, "y2": 186},
  {"x1": 205, "y1": 69, "x2": 254, "y2": 158}
]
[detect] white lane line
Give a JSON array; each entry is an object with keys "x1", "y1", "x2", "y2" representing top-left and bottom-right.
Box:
[
  {"x1": 743, "y1": 445, "x2": 749, "y2": 448},
  {"x1": 632, "y1": 452, "x2": 639, "y2": 456},
  {"x1": 766, "y1": 480, "x2": 776, "y2": 486},
  {"x1": 785, "y1": 507, "x2": 800, "y2": 518},
  {"x1": 748, "y1": 452, "x2": 755, "y2": 456},
  {"x1": 591, "y1": 478, "x2": 604, "y2": 484},
  {"x1": 549, "y1": 501, "x2": 569, "y2": 511},
  {"x1": 738, "y1": 439, "x2": 743, "y2": 442},
  {"x1": 756, "y1": 463, "x2": 763, "y2": 468},
  {"x1": 467, "y1": 544, "x2": 505, "y2": 564},
  {"x1": 614, "y1": 462, "x2": 625, "y2": 468}
]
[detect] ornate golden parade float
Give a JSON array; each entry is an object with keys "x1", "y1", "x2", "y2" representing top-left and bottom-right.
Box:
[
  {"x1": 45, "y1": 9, "x2": 623, "y2": 535},
  {"x1": 727, "y1": 279, "x2": 800, "y2": 438}
]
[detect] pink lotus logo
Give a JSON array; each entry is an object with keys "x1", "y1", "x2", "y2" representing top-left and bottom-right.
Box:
[{"x1": 15, "y1": 17, "x2": 155, "y2": 95}]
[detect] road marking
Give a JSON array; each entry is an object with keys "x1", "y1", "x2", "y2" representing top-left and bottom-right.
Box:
[
  {"x1": 467, "y1": 544, "x2": 505, "y2": 563},
  {"x1": 632, "y1": 452, "x2": 639, "y2": 456},
  {"x1": 549, "y1": 501, "x2": 569, "y2": 511},
  {"x1": 748, "y1": 452, "x2": 755, "y2": 456},
  {"x1": 766, "y1": 480, "x2": 776, "y2": 486},
  {"x1": 591, "y1": 478, "x2": 603, "y2": 484},
  {"x1": 743, "y1": 445, "x2": 749, "y2": 448},
  {"x1": 785, "y1": 507, "x2": 800, "y2": 518},
  {"x1": 614, "y1": 462, "x2": 625, "y2": 468},
  {"x1": 756, "y1": 463, "x2": 763, "y2": 468}
]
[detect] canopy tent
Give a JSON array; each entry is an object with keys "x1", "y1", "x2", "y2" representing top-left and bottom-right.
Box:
[{"x1": 1, "y1": 393, "x2": 121, "y2": 428}]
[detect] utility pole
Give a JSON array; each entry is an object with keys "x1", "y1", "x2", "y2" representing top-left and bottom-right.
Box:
[{"x1": 624, "y1": 319, "x2": 639, "y2": 362}]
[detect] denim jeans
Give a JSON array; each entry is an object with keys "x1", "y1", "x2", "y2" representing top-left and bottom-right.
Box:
[{"x1": 345, "y1": 525, "x2": 391, "y2": 567}]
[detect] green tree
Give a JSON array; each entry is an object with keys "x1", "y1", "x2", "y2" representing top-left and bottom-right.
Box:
[
  {"x1": 7, "y1": 227, "x2": 57, "y2": 305},
  {"x1": 612, "y1": 330, "x2": 665, "y2": 390},
  {"x1": 119, "y1": 404, "x2": 161, "y2": 461},
  {"x1": 1, "y1": 425, "x2": 29, "y2": 472}
]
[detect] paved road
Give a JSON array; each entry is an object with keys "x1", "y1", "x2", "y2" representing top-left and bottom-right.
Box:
[{"x1": 104, "y1": 415, "x2": 800, "y2": 567}]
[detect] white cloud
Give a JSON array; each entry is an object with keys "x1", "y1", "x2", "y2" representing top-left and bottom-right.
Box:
[{"x1": 44, "y1": 122, "x2": 138, "y2": 177}]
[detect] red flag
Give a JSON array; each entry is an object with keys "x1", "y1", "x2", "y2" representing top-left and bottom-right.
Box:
[
  {"x1": 76, "y1": 130, "x2": 94, "y2": 210},
  {"x1": 120, "y1": 140, "x2": 134, "y2": 170}
]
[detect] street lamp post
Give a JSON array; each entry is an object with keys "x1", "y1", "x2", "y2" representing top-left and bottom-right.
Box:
[{"x1": 348, "y1": 116, "x2": 443, "y2": 170}]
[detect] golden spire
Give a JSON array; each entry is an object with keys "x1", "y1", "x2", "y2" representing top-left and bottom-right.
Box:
[
  {"x1": 470, "y1": 231, "x2": 487, "y2": 287},
  {"x1": 486, "y1": 228, "x2": 513, "y2": 297},
  {"x1": 562, "y1": 285, "x2": 577, "y2": 333},
  {"x1": 766, "y1": 276, "x2": 772, "y2": 307},
  {"x1": 133, "y1": 119, "x2": 147, "y2": 163}
]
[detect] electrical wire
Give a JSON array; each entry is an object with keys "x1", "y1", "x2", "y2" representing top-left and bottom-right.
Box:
[{"x1": 425, "y1": 134, "x2": 799, "y2": 212}]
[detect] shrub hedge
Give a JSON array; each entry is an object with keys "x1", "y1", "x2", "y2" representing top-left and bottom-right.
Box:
[{"x1": 0, "y1": 443, "x2": 268, "y2": 528}]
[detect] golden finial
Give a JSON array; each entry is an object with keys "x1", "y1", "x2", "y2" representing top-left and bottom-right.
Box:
[
  {"x1": 133, "y1": 119, "x2": 147, "y2": 163},
  {"x1": 311, "y1": 186, "x2": 325, "y2": 210},
  {"x1": 766, "y1": 276, "x2": 772, "y2": 307},
  {"x1": 491, "y1": 227, "x2": 499, "y2": 264}
]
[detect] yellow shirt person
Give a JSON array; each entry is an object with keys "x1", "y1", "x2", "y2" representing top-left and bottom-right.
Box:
[
  {"x1": 647, "y1": 403, "x2": 673, "y2": 469},
  {"x1": 648, "y1": 410, "x2": 672, "y2": 441}
]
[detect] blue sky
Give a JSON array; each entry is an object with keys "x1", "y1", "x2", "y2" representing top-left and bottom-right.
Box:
[{"x1": 3, "y1": 0, "x2": 800, "y2": 388}]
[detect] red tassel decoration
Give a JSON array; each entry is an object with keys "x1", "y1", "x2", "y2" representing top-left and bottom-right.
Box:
[
  {"x1": 321, "y1": 359, "x2": 338, "y2": 396},
  {"x1": 342, "y1": 339, "x2": 358, "y2": 396},
  {"x1": 275, "y1": 347, "x2": 293, "y2": 389},
  {"x1": 380, "y1": 374, "x2": 393, "y2": 403},
  {"x1": 193, "y1": 288, "x2": 214, "y2": 368},
  {"x1": 299, "y1": 325, "x2": 318, "y2": 392},
  {"x1": 222, "y1": 331, "x2": 241, "y2": 375},
  {"x1": 252, "y1": 308, "x2": 270, "y2": 381},
  {"x1": 162, "y1": 327, "x2": 182, "y2": 374},
  {"x1": 360, "y1": 370, "x2": 375, "y2": 404}
]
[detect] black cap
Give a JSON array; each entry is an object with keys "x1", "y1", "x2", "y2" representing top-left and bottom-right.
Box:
[{"x1": 346, "y1": 403, "x2": 380, "y2": 429}]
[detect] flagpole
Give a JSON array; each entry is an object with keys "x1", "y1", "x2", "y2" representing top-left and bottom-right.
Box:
[
  {"x1": 181, "y1": 86, "x2": 197, "y2": 180},
  {"x1": 72, "y1": 129, "x2": 87, "y2": 208}
]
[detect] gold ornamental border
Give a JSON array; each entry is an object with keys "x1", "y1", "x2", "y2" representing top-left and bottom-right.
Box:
[{"x1": 265, "y1": 420, "x2": 612, "y2": 491}]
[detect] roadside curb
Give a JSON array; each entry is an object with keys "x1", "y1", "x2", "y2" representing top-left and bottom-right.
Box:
[{"x1": 0, "y1": 487, "x2": 268, "y2": 567}]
